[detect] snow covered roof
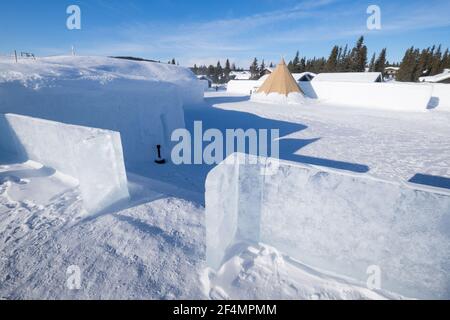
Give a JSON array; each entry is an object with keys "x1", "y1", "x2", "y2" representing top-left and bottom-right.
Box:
[
  {"x1": 196, "y1": 75, "x2": 212, "y2": 82},
  {"x1": 385, "y1": 67, "x2": 400, "y2": 71},
  {"x1": 419, "y1": 69, "x2": 450, "y2": 83},
  {"x1": 260, "y1": 72, "x2": 316, "y2": 82},
  {"x1": 263, "y1": 67, "x2": 275, "y2": 73},
  {"x1": 230, "y1": 71, "x2": 252, "y2": 80},
  {"x1": 292, "y1": 72, "x2": 317, "y2": 82},
  {"x1": 313, "y1": 72, "x2": 383, "y2": 83}
]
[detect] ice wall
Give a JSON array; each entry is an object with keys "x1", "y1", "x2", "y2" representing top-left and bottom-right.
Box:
[
  {"x1": 206, "y1": 153, "x2": 450, "y2": 299},
  {"x1": 0, "y1": 113, "x2": 129, "y2": 214},
  {"x1": 0, "y1": 79, "x2": 185, "y2": 167}
]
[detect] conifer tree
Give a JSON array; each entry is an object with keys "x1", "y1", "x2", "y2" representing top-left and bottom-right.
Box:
[
  {"x1": 374, "y1": 48, "x2": 387, "y2": 73},
  {"x1": 414, "y1": 48, "x2": 431, "y2": 80},
  {"x1": 207, "y1": 65, "x2": 216, "y2": 83},
  {"x1": 260, "y1": 59, "x2": 266, "y2": 76},
  {"x1": 299, "y1": 57, "x2": 306, "y2": 73},
  {"x1": 224, "y1": 59, "x2": 231, "y2": 82},
  {"x1": 430, "y1": 45, "x2": 443, "y2": 75},
  {"x1": 442, "y1": 49, "x2": 450, "y2": 69},
  {"x1": 250, "y1": 58, "x2": 259, "y2": 80},
  {"x1": 215, "y1": 61, "x2": 223, "y2": 83},
  {"x1": 349, "y1": 36, "x2": 367, "y2": 72},
  {"x1": 326, "y1": 46, "x2": 339, "y2": 72},
  {"x1": 192, "y1": 64, "x2": 199, "y2": 75},
  {"x1": 397, "y1": 47, "x2": 419, "y2": 82},
  {"x1": 369, "y1": 53, "x2": 376, "y2": 72},
  {"x1": 292, "y1": 51, "x2": 301, "y2": 72},
  {"x1": 339, "y1": 45, "x2": 350, "y2": 72}
]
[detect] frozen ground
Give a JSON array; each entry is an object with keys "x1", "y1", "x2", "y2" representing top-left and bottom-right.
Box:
[{"x1": 2, "y1": 91, "x2": 450, "y2": 299}]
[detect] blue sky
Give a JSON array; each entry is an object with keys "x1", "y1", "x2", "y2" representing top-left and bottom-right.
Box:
[{"x1": 1, "y1": 0, "x2": 449, "y2": 67}]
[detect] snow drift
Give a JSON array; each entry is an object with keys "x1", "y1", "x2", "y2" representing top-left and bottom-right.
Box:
[
  {"x1": 299, "y1": 81, "x2": 433, "y2": 112},
  {"x1": 0, "y1": 56, "x2": 195, "y2": 168},
  {"x1": 227, "y1": 77, "x2": 442, "y2": 112},
  {"x1": 0, "y1": 56, "x2": 203, "y2": 105},
  {"x1": 206, "y1": 153, "x2": 450, "y2": 299},
  {"x1": 0, "y1": 114, "x2": 129, "y2": 214}
]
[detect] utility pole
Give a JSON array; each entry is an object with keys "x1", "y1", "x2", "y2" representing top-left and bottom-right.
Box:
[{"x1": 14, "y1": 50, "x2": 18, "y2": 63}]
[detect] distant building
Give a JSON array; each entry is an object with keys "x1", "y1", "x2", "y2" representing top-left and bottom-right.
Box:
[
  {"x1": 312, "y1": 72, "x2": 383, "y2": 83},
  {"x1": 196, "y1": 75, "x2": 212, "y2": 87},
  {"x1": 230, "y1": 71, "x2": 252, "y2": 80},
  {"x1": 260, "y1": 70, "x2": 316, "y2": 82},
  {"x1": 384, "y1": 67, "x2": 400, "y2": 80},
  {"x1": 419, "y1": 69, "x2": 450, "y2": 84},
  {"x1": 261, "y1": 67, "x2": 275, "y2": 76},
  {"x1": 292, "y1": 72, "x2": 316, "y2": 82}
]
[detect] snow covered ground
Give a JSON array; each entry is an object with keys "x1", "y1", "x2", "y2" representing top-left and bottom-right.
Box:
[{"x1": 2, "y1": 90, "x2": 450, "y2": 299}]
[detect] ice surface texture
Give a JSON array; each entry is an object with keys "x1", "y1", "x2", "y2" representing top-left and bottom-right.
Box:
[
  {"x1": 0, "y1": 56, "x2": 196, "y2": 167},
  {"x1": 206, "y1": 153, "x2": 450, "y2": 299},
  {"x1": 0, "y1": 114, "x2": 129, "y2": 214}
]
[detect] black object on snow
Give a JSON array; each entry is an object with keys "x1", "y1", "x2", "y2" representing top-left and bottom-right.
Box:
[{"x1": 155, "y1": 145, "x2": 166, "y2": 164}]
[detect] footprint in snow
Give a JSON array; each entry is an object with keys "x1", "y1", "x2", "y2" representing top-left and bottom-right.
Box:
[
  {"x1": 209, "y1": 286, "x2": 230, "y2": 300},
  {"x1": 0, "y1": 176, "x2": 29, "y2": 185}
]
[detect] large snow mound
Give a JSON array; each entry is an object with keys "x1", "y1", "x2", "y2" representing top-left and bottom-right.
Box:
[
  {"x1": 0, "y1": 56, "x2": 203, "y2": 105},
  {"x1": 206, "y1": 153, "x2": 450, "y2": 299},
  {"x1": 0, "y1": 114, "x2": 129, "y2": 214},
  {"x1": 0, "y1": 56, "x2": 189, "y2": 168}
]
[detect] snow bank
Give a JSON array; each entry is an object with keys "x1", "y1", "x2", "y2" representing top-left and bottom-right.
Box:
[
  {"x1": 206, "y1": 153, "x2": 450, "y2": 299},
  {"x1": 229, "y1": 78, "x2": 439, "y2": 112},
  {"x1": 251, "y1": 92, "x2": 306, "y2": 105},
  {"x1": 312, "y1": 72, "x2": 382, "y2": 83},
  {"x1": 0, "y1": 56, "x2": 188, "y2": 167},
  {"x1": 299, "y1": 81, "x2": 433, "y2": 112},
  {"x1": 0, "y1": 113, "x2": 129, "y2": 214},
  {"x1": 227, "y1": 80, "x2": 261, "y2": 95},
  {"x1": 0, "y1": 56, "x2": 203, "y2": 105}
]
